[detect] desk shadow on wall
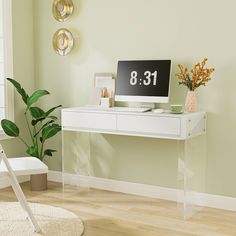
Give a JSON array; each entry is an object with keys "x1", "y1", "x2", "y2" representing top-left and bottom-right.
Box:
[
  {"x1": 63, "y1": 131, "x2": 180, "y2": 187},
  {"x1": 62, "y1": 131, "x2": 115, "y2": 177},
  {"x1": 62, "y1": 130, "x2": 206, "y2": 191}
]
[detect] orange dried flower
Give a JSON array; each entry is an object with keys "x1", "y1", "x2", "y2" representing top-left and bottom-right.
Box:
[{"x1": 176, "y1": 58, "x2": 215, "y2": 91}]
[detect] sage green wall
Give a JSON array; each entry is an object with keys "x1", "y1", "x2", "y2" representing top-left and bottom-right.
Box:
[
  {"x1": 1, "y1": 0, "x2": 35, "y2": 156},
  {"x1": 33, "y1": 0, "x2": 236, "y2": 197}
]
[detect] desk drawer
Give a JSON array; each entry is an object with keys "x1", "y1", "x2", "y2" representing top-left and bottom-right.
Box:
[
  {"x1": 62, "y1": 111, "x2": 116, "y2": 131},
  {"x1": 117, "y1": 115, "x2": 181, "y2": 136}
]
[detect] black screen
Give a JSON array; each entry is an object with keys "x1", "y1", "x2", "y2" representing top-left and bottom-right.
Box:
[{"x1": 115, "y1": 60, "x2": 171, "y2": 97}]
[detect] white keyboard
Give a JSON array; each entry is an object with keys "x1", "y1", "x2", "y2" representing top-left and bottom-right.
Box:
[{"x1": 81, "y1": 106, "x2": 151, "y2": 113}]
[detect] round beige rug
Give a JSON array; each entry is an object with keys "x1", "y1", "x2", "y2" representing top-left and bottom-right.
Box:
[{"x1": 0, "y1": 202, "x2": 84, "y2": 236}]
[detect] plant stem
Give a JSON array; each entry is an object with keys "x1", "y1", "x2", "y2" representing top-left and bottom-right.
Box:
[
  {"x1": 39, "y1": 141, "x2": 44, "y2": 160},
  {"x1": 18, "y1": 136, "x2": 29, "y2": 148},
  {"x1": 33, "y1": 125, "x2": 39, "y2": 157},
  {"x1": 33, "y1": 125, "x2": 36, "y2": 143},
  {"x1": 24, "y1": 112, "x2": 34, "y2": 145},
  {"x1": 34, "y1": 121, "x2": 50, "y2": 137}
]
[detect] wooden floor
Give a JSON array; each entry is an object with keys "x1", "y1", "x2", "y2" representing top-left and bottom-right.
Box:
[{"x1": 0, "y1": 182, "x2": 236, "y2": 236}]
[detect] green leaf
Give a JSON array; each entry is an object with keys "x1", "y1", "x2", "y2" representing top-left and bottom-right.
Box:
[
  {"x1": 29, "y1": 107, "x2": 45, "y2": 119},
  {"x1": 1, "y1": 119, "x2": 19, "y2": 137},
  {"x1": 26, "y1": 146, "x2": 39, "y2": 158},
  {"x1": 41, "y1": 124, "x2": 61, "y2": 142},
  {"x1": 48, "y1": 116, "x2": 57, "y2": 120},
  {"x1": 27, "y1": 90, "x2": 50, "y2": 110},
  {"x1": 33, "y1": 120, "x2": 55, "y2": 137},
  {"x1": 41, "y1": 119, "x2": 55, "y2": 128},
  {"x1": 7, "y1": 78, "x2": 29, "y2": 104},
  {"x1": 45, "y1": 105, "x2": 62, "y2": 117},
  {"x1": 31, "y1": 117, "x2": 45, "y2": 126},
  {"x1": 30, "y1": 105, "x2": 61, "y2": 125},
  {"x1": 44, "y1": 149, "x2": 56, "y2": 157}
]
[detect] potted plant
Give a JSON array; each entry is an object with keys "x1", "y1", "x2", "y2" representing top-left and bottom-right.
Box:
[
  {"x1": 1, "y1": 78, "x2": 62, "y2": 190},
  {"x1": 176, "y1": 58, "x2": 215, "y2": 112}
]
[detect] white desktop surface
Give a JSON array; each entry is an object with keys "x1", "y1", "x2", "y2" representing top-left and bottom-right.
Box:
[{"x1": 61, "y1": 107, "x2": 206, "y2": 140}]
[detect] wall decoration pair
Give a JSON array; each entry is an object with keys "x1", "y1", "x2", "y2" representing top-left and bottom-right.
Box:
[{"x1": 52, "y1": 0, "x2": 74, "y2": 56}]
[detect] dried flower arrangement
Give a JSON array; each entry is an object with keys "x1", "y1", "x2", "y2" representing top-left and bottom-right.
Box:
[{"x1": 176, "y1": 58, "x2": 215, "y2": 91}]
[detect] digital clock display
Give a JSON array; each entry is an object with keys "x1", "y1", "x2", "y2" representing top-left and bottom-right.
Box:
[{"x1": 116, "y1": 60, "x2": 171, "y2": 97}]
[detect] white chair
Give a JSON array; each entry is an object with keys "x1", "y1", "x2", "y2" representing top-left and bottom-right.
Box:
[{"x1": 0, "y1": 144, "x2": 48, "y2": 233}]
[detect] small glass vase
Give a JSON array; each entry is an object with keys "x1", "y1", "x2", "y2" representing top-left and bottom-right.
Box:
[{"x1": 185, "y1": 91, "x2": 196, "y2": 112}]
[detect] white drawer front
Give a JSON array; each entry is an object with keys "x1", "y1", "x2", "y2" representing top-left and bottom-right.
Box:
[
  {"x1": 62, "y1": 111, "x2": 116, "y2": 131},
  {"x1": 117, "y1": 115, "x2": 181, "y2": 136}
]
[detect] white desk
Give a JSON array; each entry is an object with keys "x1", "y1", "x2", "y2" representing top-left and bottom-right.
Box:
[
  {"x1": 61, "y1": 107, "x2": 207, "y2": 219},
  {"x1": 62, "y1": 107, "x2": 206, "y2": 140}
]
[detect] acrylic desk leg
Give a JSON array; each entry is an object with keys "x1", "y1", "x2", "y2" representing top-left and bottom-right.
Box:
[
  {"x1": 88, "y1": 133, "x2": 92, "y2": 176},
  {"x1": 177, "y1": 140, "x2": 185, "y2": 218},
  {"x1": 62, "y1": 130, "x2": 65, "y2": 197},
  {"x1": 61, "y1": 130, "x2": 92, "y2": 195},
  {"x1": 178, "y1": 135, "x2": 206, "y2": 220}
]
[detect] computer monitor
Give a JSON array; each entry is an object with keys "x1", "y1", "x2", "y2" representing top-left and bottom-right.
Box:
[{"x1": 115, "y1": 60, "x2": 171, "y2": 103}]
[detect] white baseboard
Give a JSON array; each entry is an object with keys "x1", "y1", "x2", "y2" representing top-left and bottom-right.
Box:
[
  {"x1": 0, "y1": 175, "x2": 30, "y2": 189},
  {"x1": 1, "y1": 171, "x2": 235, "y2": 212},
  {"x1": 48, "y1": 170, "x2": 180, "y2": 202},
  {"x1": 48, "y1": 170, "x2": 236, "y2": 212}
]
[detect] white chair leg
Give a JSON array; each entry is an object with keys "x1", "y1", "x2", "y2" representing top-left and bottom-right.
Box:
[
  {"x1": 7, "y1": 175, "x2": 41, "y2": 233},
  {"x1": 0, "y1": 151, "x2": 41, "y2": 233}
]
